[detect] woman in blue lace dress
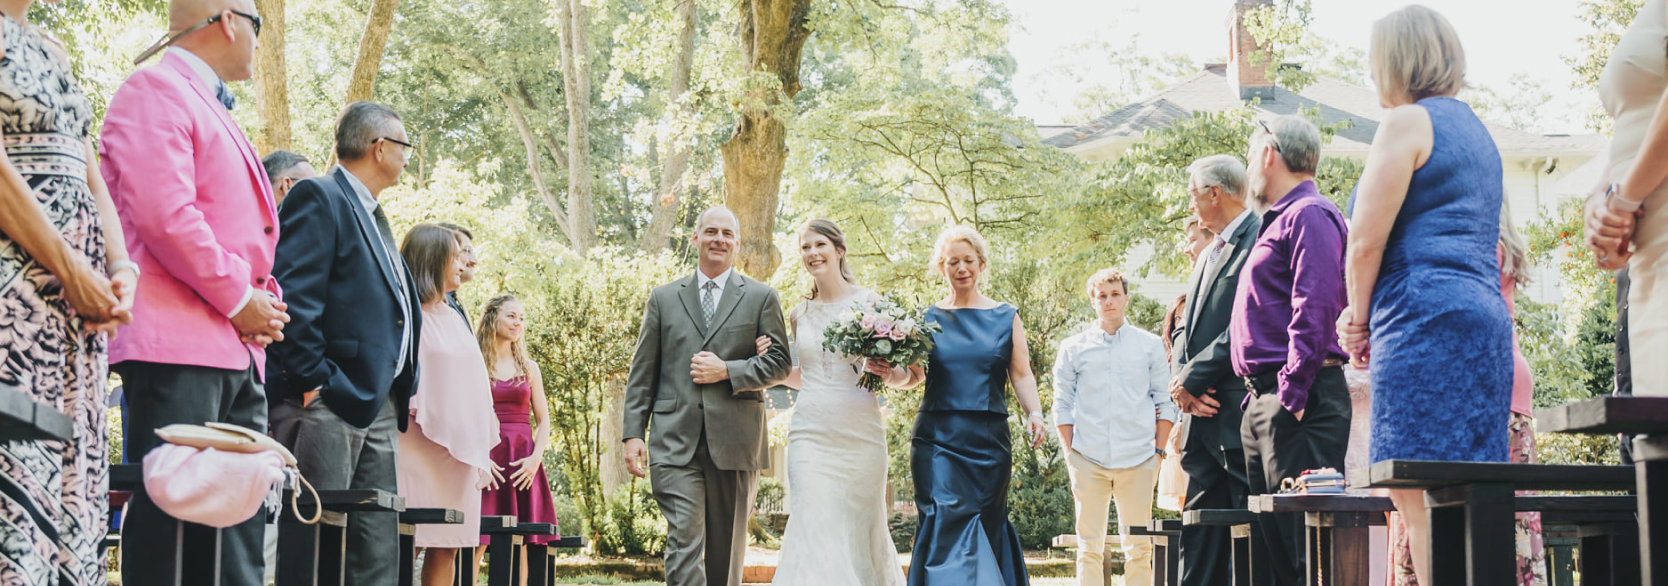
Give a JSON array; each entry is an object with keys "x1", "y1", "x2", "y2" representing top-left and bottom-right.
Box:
[{"x1": 1337, "y1": 7, "x2": 1513, "y2": 584}]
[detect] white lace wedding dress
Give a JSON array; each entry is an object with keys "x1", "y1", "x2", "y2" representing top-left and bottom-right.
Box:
[{"x1": 772, "y1": 290, "x2": 907, "y2": 586}]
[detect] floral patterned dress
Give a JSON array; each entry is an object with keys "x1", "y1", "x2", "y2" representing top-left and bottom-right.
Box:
[{"x1": 0, "y1": 15, "x2": 107, "y2": 586}]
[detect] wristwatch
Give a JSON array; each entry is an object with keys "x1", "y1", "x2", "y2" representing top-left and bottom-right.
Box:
[{"x1": 108, "y1": 259, "x2": 141, "y2": 278}]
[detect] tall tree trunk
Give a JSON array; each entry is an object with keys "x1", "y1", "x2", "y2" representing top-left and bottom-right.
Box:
[
  {"x1": 344, "y1": 0, "x2": 401, "y2": 104},
  {"x1": 557, "y1": 0, "x2": 597, "y2": 256},
  {"x1": 720, "y1": 0, "x2": 812, "y2": 279},
  {"x1": 442, "y1": 45, "x2": 574, "y2": 244},
  {"x1": 252, "y1": 0, "x2": 290, "y2": 153},
  {"x1": 639, "y1": 0, "x2": 700, "y2": 254}
]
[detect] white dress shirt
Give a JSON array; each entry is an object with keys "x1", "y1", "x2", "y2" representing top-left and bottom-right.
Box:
[
  {"x1": 1052, "y1": 322, "x2": 1179, "y2": 469},
  {"x1": 695, "y1": 267, "x2": 734, "y2": 313},
  {"x1": 1205, "y1": 208, "x2": 1253, "y2": 270},
  {"x1": 338, "y1": 165, "x2": 414, "y2": 371}
]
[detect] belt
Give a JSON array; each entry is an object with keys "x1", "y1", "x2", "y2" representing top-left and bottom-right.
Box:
[{"x1": 1244, "y1": 358, "x2": 1345, "y2": 397}]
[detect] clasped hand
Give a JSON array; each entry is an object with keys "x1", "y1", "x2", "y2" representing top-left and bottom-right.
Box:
[
  {"x1": 690, "y1": 351, "x2": 729, "y2": 384},
  {"x1": 232, "y1": 290, "x2": 290, "y2": 347},
  {"x1": 64, "y1": 257, "x2": 134, "y2": 335},
  {"x1": 1168, "y1": 379, "x2": 1221, "y2": 417},
  {"x1": 1586, "y1": 184, "x2": 1643, "y2": 271},
  {"x1": 1336, "y1": 308, "x2": 1370, "y2": 369}
]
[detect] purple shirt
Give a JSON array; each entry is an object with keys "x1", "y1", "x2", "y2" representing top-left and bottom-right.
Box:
[{"x1": 1230, "y1": 180, "x2": 1349, "y2": 414}]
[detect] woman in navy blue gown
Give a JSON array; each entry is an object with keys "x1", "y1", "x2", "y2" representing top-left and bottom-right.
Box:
[
  {"x1": 870, "y1": 225, "x2": 1047, "y2": 586},
  {"x1": 1336, "y1": 6, "x2": 1513, "y2": 584}
]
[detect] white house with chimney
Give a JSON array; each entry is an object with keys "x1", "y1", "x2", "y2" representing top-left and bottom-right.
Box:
[{"x1": 1040, "y1": 0, "x2": 1604, "y2": 304}]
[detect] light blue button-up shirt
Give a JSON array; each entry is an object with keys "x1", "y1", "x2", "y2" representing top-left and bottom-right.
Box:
[{"x1": 1052, "y1": 322, "x2": 1179, "y2": 469}]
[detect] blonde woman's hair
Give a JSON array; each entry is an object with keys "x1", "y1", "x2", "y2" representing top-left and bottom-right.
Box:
[
  {"x1": 1370, "y1": 5, "x2": 1467, "y2": 105},
  {"x1": 477, "y1": 293, "x2": 531, "y2": 380},
  {"x1": 1499, "y1": 200, "x2": 1532, "y2": 286},
  {"x1": 929, "y1": 225, "x2": 990, "y2": 279}
]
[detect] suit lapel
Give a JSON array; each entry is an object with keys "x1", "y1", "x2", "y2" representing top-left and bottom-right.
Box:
[
  {"x1": 1180, "y1": 255, "x2": 1210, "y2": 339},
  {"x1": 1186, "y1": 213, "x2": 1257, "y2": 337},
  {"x1": 162, "y1": 54, "x2": 275, "y2": 225},
  {"x1": 678, "y1": 273, "x2": 709, "y2": 339},
  {"x1": 701, "y1": 273, "x2": 748, "y2": 346},
  {"x1": 335, "y1": 169, "x2": 402, "y2": 298}
]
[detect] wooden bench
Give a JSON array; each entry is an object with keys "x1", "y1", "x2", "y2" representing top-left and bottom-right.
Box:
[
  {"x1": 1357, "y1": 461, "x2": 1635, "y2": 586},
  {"x1": 0, "y1": 380, "x2": 72, "y2": 442},
  {"x1": 1180, "y1": 508, "x2": 1259, "y2": 585},
  {"x1": 397, "y1": 508, "x2": 464, "y2": 586},
  {"x1": 278, "y1": 488, "x2": 404, "y2": 586},
  {"x1": 1538, "y1": 396, "x2": 1668, "y2": 584},
  {"x1": 1128, "y1": 519, "x2": 1181, "y2": 586},
  {"x1": 1249, "y1": 494, "x2": 1392, "y2": 586},
  {"x1": 526, "y1": 535, "x2": 586, "y2": 586}
]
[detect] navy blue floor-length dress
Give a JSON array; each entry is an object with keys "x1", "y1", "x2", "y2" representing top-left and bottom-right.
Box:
[{"x1": 909, "y1": 304, "x2": 1029, "y2": 586}]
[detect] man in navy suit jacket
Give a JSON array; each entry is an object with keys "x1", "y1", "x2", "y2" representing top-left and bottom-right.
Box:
[{"x1": 266, "y1": 101, "x2": 420, "y2": 586}]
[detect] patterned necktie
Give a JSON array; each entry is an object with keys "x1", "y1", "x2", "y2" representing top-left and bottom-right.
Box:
[
  {"x1": 215, "y1": 82, "x2": 236, "y2": 111},
  {"x1": 1205, "y1": 238, "x2": 1227, "y2": 277},
  {"x1": 702, "y1": 281, "x2": 718, "y2": 326},
  {"x1": 371, "y1": 205, "x2": 398, "y2": 257}
]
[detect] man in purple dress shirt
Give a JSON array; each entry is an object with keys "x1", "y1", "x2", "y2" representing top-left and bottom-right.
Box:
[{"x1": 1230, "y1": 115, "x2": 1353, "y2": 584}]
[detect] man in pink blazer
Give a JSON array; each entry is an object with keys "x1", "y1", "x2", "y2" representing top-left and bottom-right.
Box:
[{"x1": 100, "y1": 0, "x2": 288, "y2": 584}]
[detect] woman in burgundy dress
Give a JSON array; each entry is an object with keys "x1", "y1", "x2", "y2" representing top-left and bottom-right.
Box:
[{"x1": 473, "y1": 293, "x2": 560, "y2": 579}]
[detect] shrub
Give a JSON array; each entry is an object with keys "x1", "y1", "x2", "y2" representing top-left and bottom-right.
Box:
[
  {"x1": 593, "y1": 481, "x2": 666, "y2": 557},
  {"x1": 888, "y1": 511, "x2": 917, "y2": 553},
  {"x1": 1007, "y1": 422, "x2": 1075, "y2": 549}
]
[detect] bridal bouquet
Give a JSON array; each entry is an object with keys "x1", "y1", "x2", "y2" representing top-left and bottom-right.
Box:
[{"x1": 820, "y1": 297, "x2": 942, "y2": 393}]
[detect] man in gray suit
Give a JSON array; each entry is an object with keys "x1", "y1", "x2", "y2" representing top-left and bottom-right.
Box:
[
  {"x1": 1169, "y1": 154, "x2": 1269, "y2": 586},
  {"x1": 621, "y1": 206, "x2": 792, "y2": 586}
]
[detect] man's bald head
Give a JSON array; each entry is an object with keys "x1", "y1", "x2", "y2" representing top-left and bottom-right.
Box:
[
  {"x1": 167, "y1": 0, "x2": 259, "y2": 82},
  {"x1": 169, "y1": 0, "x2": 243, "y2": 30}
]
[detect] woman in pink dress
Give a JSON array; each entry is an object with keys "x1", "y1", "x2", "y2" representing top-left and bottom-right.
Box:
[
  {"x1": 472, "y1": 293, "x2": 560, "y2": 583},
  {"x1": 396, "y1": 224, "x2": 501, "y2": 586}
]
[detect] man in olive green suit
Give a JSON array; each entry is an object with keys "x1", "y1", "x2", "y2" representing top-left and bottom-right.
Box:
[{"x1": 621, "y1": 206, "x2": 792, "y2": 586}]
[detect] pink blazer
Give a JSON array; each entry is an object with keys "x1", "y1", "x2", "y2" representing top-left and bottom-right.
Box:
[{"x1": 100, "y1": 52, "x2": 280, "y2": 379}]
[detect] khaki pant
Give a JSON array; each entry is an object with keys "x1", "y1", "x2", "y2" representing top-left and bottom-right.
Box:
[{"x1": 1067, "y1": 450, "x2": 1159, "y2": 586}]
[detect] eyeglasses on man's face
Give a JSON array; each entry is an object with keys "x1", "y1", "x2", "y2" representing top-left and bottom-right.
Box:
[{"x1": 209, "y1": 10, "x2": 262, "y2": 37}]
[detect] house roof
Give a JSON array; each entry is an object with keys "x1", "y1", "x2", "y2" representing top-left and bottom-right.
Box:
[{"x1": 1043, "y1": 65, "x2": 1596, "y2": 156}]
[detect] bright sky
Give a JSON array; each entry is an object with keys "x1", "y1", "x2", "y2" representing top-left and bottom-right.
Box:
[{"x1": 1005, "y1": 0, "x2": 1596, "y2": 134}]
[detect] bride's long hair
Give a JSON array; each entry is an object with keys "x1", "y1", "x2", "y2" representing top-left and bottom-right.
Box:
[{"x1": 799, "y1": 219, "x2": 857, "y2": 302}]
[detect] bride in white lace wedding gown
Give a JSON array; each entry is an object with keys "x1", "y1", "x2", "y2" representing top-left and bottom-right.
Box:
[{"x1": 770, "y1": 221, "x2": 905, "y2": 586}]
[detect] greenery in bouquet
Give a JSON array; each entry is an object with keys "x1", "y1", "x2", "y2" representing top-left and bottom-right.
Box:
[{"x1": 820, "y1": 297, "x2": 942, "y2": 393}]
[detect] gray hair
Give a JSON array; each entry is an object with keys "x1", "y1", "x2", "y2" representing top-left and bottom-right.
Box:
[
  {"x1": 334, "y1": 101, "x2": 403, "y2": 162},
  {"x1": 694, "y1": 206, "x2": 738, "y2": 231},
  {"x1": 1187, "y1": 154, "x2": 1248, "y2": 200},
  {"x1": 261, "y1": 150, "x2": 309, "y2": 184},
  {"x1": 1252, "y1": 115, "x2": 1322, "y2": 175}
]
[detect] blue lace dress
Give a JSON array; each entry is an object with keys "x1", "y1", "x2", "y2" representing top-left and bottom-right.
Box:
[{"x1": 1349, "y1": 96, "x2": 1514, "y2": 464}]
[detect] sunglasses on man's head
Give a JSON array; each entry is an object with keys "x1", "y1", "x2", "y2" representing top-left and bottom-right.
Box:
[
  {"x1": 207, "y1": 10, "x2": 262, "y2": 37},
  {"x1": 1256, "y1": 120, "x2": 1285, "y2": 159}
]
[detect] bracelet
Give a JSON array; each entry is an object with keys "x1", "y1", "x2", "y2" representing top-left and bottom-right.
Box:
[
  {"x1": 1607, "y1": 185, "x2": 1644, "y2": 213},
  {"x1": 1027, "y1": 411, "x2": 1045, "y2": 422},
  {"x1": 108, "y1": 259, "x2": 140, "y2": 278}
]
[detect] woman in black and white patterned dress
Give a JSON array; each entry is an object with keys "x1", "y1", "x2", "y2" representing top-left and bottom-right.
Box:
[{"x1": 0, "y1": 3, "x2": 135, "y2": 584}]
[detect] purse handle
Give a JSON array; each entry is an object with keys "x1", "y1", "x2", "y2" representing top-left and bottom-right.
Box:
[{"x1": 290, "y1": 473, "x2": 322, "y2": 525}]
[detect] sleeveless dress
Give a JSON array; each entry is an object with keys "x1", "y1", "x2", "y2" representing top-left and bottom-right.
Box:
[
  {"x1": 1599, "y1": 0, "x2": 1668, "y2": 397},
  {"x1": 397, "y1": 305, "x2": 500, "y2": 547},
  {"x1": 1350, "y1": 97, "x2": 1514, "y2": 464},
  {"x1": 909, "y1": 304, "x2": 1028, "y2": 586},
  {"x1": 479, "y1": 375, "x2": 560, "y2": 545},
  {"x1": 0, "y1": 16, "x2": 106, "y2": 586},
  {"x1": 773, "y1": 290, "x2": 905, "y2": 586}
]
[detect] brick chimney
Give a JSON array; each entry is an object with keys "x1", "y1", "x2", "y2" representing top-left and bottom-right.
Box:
[{"x1": 1228, "y1": 0, "x2": 1277, "y2": 101}]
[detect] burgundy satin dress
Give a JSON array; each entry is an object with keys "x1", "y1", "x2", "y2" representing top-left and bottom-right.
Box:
[{"x1": 479, "y1": 376, "x2": 560, "y2": 544}]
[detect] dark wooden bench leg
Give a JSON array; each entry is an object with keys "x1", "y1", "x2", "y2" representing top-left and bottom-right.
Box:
[
  {"x1": 277, "y1": 498, "x2": 321, "y2": 586},
  {"x1": 1427, "y1": 483, "x2": 1515, "y2": 586},
  {"x1": 1580, "y1": 521, "x2": 1642, "y2": 586},
  {"x1": 398, "y1": 523, "x2": 415, "y2": 586},
  {"x1": 1637, "y1": 437, "x2": 1668, "y2": 583},
  {"x1": 527, "y1": 545, "x2": 550, "y2": 586},
  {"x1": 486, "y1": 533, "x2": 520, "y2": 586},
  {"x1": 1232, "y1": 524, "x2": 1252, "y2": 586},
  {"x1": 317, "y1": 515, "x2": 346, "y2": 586}
]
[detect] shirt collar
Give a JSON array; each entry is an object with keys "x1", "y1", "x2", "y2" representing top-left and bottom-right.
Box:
[
  {"x1": 1217, "y1": 208, "x2": 1253, "y2": 244},
  {"x1": 696, "y1": 267, "x2": 733, "y2": 290},
  {"x1": 1094, "y1": 319, "x2": 1127, "y2": 342},
  {"x1": 169, "y1": 47, "x2": 222, "y2": 93},
  {"x1": 336, "y1": 165, "x2": 378, "y2": 214},
  {"x1": 1268, "y1": 180, "x2": 1320, "y2": 215}
]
